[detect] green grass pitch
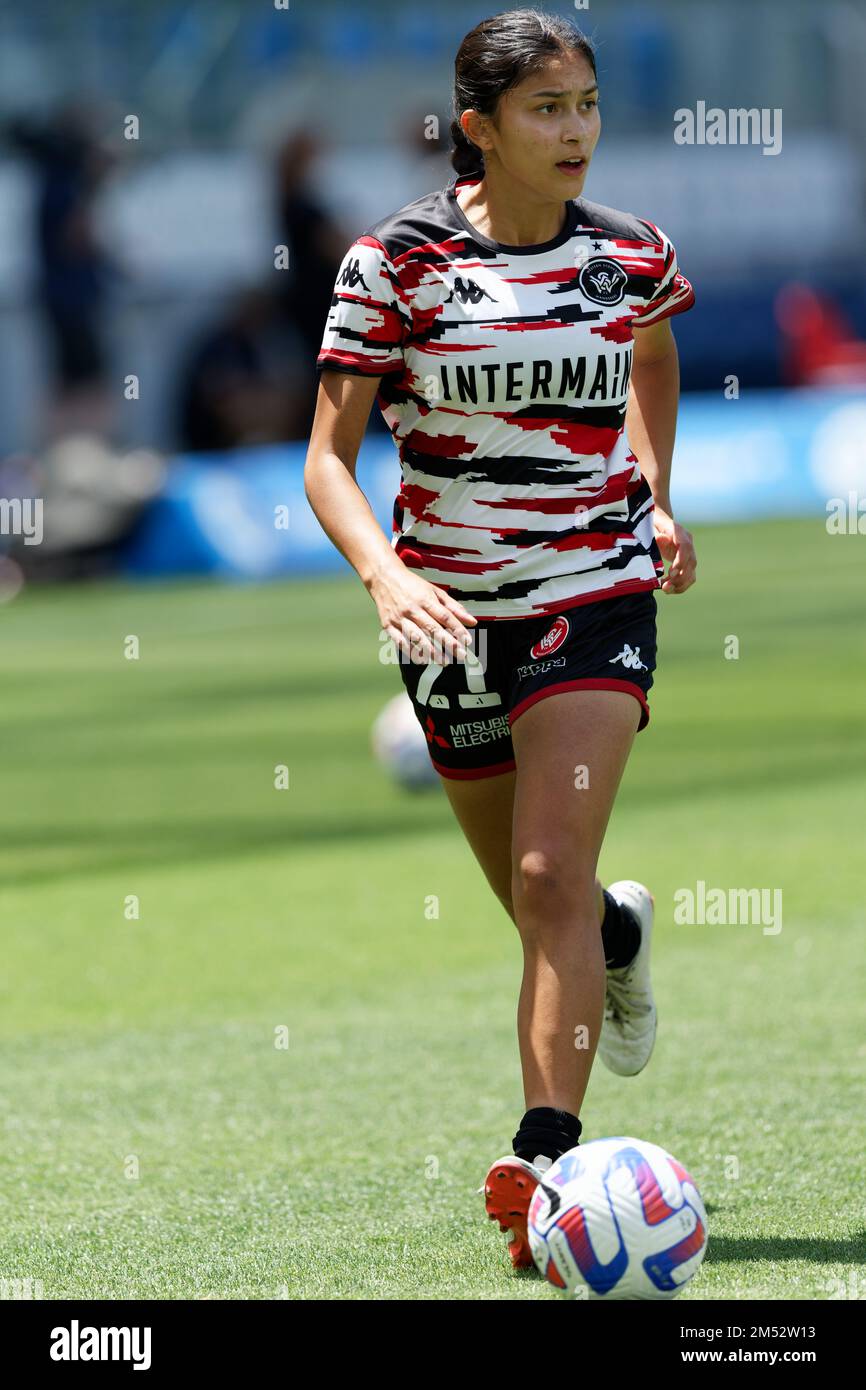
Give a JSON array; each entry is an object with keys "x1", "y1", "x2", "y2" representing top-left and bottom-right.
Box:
[{"x1": 0, "y1": 516, "x2": 863, "y2": 1300}]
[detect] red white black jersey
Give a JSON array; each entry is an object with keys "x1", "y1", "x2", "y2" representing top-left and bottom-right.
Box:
[{"x1": 316, "y1": 172, "x2": 694, "y2": 620}]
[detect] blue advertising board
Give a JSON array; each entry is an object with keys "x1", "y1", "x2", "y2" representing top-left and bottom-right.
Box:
[{"x1": 120, "y1": 389, "x2": 866, "y2": 579}]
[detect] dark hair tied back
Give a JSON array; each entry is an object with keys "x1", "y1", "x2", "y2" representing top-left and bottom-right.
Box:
[
  {"x1": 450, "y1": 8, "x2": 597, "y2": 178},
  {"x1": 449, "y1": 117, "x2": 485, "y2": 176}
]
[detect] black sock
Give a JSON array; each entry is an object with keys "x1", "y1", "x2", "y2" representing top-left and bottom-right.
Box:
[
  {"x1": 601, "y1": 888, "x2": 641, "y2": 969},
  {"x1": 512, "y1": 1106, "x2": 582, "y2": 1165}
]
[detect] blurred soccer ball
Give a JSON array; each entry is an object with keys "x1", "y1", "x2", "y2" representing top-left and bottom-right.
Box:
[
  {"x1": 528, "y1": 1136, "x2": 707, "y2": 1299},
  {"x1": 371, "y1": 692, "x2": 438, "y2": 791}
]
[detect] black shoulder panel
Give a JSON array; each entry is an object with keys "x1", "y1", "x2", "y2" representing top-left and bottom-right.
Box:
[
  {"x1": 361, "y1": 188, "x2": 662, "y2": 258},
  {"x1": 364, "y1": 188, "x2": 454, "y2": 260},
  {"x1": 572, "y1": 197, "x2": 659, "y2": 246}
]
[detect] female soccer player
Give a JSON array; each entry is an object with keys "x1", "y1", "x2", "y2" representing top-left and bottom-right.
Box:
[{"x1": 305, "y1": 8, "x2": 696, "y2": 1271}]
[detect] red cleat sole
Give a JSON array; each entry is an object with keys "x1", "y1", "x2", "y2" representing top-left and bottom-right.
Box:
[{"x1": 483, "y1": 1158, "x2": 540, "y2": 1269}]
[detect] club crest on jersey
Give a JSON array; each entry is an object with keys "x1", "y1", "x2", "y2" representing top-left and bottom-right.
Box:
[
  {"x1": 578, "y1": 257, "x2": 628, "y2": 306},
  {"x1": 530, "y1": 615, "x2": 570, "y2": 659},
  {"x1": 444, "y1": 276, "x2": 497, "y2": 306}
]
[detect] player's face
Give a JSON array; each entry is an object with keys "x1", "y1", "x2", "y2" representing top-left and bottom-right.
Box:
[{"x1": 491, "y1": 53, "x2": 601, "y2": 198}]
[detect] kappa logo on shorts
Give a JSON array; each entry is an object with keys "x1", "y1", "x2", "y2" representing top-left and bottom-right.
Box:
[
  {"x1": 530, "y1": 615, "x2": 570, "y2": 660},
  {"x1": 609, "y1": 643, "x2": 647, "y2": 671},
  {"x1": 516, "y1": 656, "x2": 566, "y2": 679}
]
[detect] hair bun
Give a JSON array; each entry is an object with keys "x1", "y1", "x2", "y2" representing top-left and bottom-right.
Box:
[{"x1": 449, "y1": 117, "x2": 484, "y2": 176}]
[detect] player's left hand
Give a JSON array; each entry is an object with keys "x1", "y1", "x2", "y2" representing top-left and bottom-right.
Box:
[{"x1": 653, "y1": 505, "x2": 696, "y2": 594}]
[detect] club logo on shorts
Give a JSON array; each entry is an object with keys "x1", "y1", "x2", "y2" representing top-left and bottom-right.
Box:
[
  {"x1": 530, "y1": 615, "x2": 570, "y2": 660},
  {"x1": 578, "y1": 257, "x2": 628, "y2": 306}
]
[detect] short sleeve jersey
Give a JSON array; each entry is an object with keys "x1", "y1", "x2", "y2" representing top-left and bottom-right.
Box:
[{"x1": 316, "y1": 172, "x2": 695, "y2": 620}]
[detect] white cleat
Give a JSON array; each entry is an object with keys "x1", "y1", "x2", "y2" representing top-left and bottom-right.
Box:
[{"x1": 598, "y1": 880, "x2": 657, "y2": 1076}]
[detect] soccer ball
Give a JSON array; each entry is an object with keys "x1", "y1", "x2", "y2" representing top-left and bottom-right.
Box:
[
  {"x1": 528, "y1": 1136, "x2": 707, "y2": 1299},
  {"x1": 371, "y1": 692, "x2": 439, "y2": 790}
]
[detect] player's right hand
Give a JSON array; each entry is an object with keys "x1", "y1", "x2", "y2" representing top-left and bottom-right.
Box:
[{"x1": 369, "y1": 565, "x2": 478, "y2": 665}]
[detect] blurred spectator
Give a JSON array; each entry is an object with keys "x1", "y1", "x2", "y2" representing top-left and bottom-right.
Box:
[
  {"x1": 3, "y1": 434, "x2": 165, "y2": 582},
  {"x1": 177, "y1": 286, "x2": 307, "y2": 452},
  {"x1": 273, "y1": 129, "x2": 349, "y2": 435},
  {"x1": 7, "y1": 103, "x2": 120, "y2": 441},
  {"x1": 401, "y1": 106, "x2": 449, "y2": 163}
]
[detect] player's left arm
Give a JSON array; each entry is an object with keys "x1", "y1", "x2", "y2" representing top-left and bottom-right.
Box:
[{"x1": 627, "y1": 316, "x2": 696, "y2": 595}]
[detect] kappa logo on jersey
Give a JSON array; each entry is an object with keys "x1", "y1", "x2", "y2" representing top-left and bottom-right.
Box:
[
  {"x1": 444, "y1": 276, "x2": 497, "y2": 306},
  {"x1": 609, "y1": 643, "x2": 647, "y2": 670},
  {"x1": 338, "y1": 258, "x2": 370, "y2": 292},
  {"x1": 530, "y1": 615, "x2": 570, "y2": 660},
  {"x1": 578, "y1": 257, "x2": 628, "y2": 306}
]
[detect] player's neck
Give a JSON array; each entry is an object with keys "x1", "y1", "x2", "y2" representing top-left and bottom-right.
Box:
[{"x1": 456, "y1": 172, "x2": 568, "y2": 247}]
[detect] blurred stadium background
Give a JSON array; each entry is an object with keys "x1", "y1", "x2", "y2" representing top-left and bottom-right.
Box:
[
  {"x1": 1, "y1": 1, "x2": 865, "y2": 1300},
  {"x1": 0, "y1": 0, "x2": 864, "y2": 580}
]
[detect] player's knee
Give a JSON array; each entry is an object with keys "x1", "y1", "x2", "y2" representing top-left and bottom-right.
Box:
[
  {"x1": 514, "y1": 848, "x2": 559, "y2": 902},
  {"x1": 513, "y1": 849, "x2": 594, "y2": 924}
]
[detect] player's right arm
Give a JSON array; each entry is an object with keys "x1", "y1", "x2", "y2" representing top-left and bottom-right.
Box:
[{"x1": 304, "y1": 367, "x2": 477, "y2": 664}]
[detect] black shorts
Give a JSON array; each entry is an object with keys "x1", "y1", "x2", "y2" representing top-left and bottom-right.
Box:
[{"x1": 397, "y1": 588, "x2": 658, "y2": 780}]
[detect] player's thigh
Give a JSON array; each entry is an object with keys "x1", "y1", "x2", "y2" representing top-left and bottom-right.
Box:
[
  {"x1": 440, "y1": 767, "x2": 516, "y2": 918},
  {"x1": 510, "y1": 688, "x2": 641, "y2": 908},
  {"x1": 396, "y1": 618, "x2": 516, "y2": 912}
]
